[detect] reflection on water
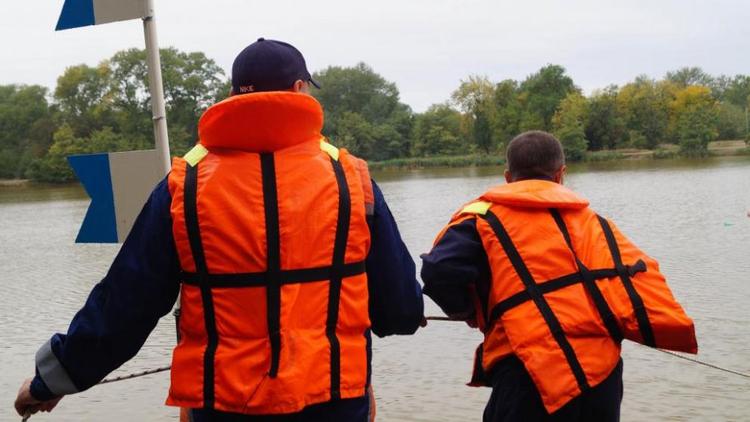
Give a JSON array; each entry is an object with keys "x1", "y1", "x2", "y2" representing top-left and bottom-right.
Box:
[{"x1": 1, "y1": 157, "x2": 749, "y2": 421}]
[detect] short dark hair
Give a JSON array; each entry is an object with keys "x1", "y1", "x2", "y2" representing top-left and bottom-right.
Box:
[{"x1": 506, "y1": 131, "x2": 565, "y2": 181}]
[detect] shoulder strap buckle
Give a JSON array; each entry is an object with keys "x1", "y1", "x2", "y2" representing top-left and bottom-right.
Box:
[
  {"x1": 184, "y1": 144, "x2": 209, "y2": 167},
  {"x1": 320, "y1": 138, "x2": 340, "y2": 161},
  {"x1": 461, "y1": 201, "x2": 492, "y2": 216}
]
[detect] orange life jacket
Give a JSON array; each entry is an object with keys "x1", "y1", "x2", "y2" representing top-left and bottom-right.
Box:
[
  {"x1": 436, "y1": 180, "x2": 697, "y2": 413},
  {"x1": 166, "y1": 92, "x2": 374, "y2": 415}
]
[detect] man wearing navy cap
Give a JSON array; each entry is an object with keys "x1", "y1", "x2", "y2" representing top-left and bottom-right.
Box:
[
  {"x1": 232, "y1": 38, "x2": 322, "y2": 94},
  {"x1": 15, "y1": 38, "x2": 424, "y2": 422}
]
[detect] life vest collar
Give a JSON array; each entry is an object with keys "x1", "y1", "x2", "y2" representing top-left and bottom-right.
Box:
[
  {"x1": 482, "y1": 179, "x2": 589, "y2": 209},
  {"x1": 198, "y1": 92, "x2": 324, "y2": 152}
]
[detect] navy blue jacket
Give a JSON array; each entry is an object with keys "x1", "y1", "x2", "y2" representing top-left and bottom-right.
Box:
[
  {"x1": 421, "y1": 219, "x2": 491, "y2": 319},
  {"x1": 31, "y1": 177, "x2": 423, "y2": 419}
]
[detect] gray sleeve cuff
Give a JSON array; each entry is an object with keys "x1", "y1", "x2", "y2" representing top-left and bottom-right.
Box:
[{"x1": 35, "y1": 339, "x2": 79, "y2": 396}]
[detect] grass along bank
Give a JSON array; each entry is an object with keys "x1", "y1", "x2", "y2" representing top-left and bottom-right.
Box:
[
  {"x1": 370, "y1": 140, "x2": 750, "y2": 170},
  {"x1": 368, "y1": 154, "x2": 505, "y2": 170},
  {"x1": 0, "y1": 179, "x2": 29, "y2": 187}
]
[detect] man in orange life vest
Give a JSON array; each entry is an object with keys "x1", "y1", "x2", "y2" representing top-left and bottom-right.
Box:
[
  {"x1": 14, "y1": 38, "x2": 424, "y2": 421},
  {"x1": 421, "y1": 131, "x2": 697, "y2": 421}
]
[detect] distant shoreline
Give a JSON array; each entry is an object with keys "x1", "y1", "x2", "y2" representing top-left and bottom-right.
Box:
[
  {"x1": 1, "y1": 141, "x2": 747, "y2": 183},
  {"x1": 0, "y1": 179, "x2": 29, "y2": 187},
  {"x1": 369, "y1": 140, "x2": 750, "y2": 170}
]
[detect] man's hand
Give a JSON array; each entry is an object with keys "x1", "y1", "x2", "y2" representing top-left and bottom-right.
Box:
[
  {"x1": 14, "y1": 378, "x2": 62, "y2": 417},
  {"x1": 445, "y1": 310, "x2": 478, "y2": 328}
]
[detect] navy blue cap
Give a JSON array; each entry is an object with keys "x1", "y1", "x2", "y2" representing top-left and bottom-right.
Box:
[{"x1": 231, "y1": 38, "x2": 320, "y2": 94}]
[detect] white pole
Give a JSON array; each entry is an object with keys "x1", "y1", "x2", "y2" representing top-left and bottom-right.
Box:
[
  {"x1": 143, "y1": 0, "x2": 171, "y2": 175},
  {"x1": 143, "y1": 0, "x2": 180, "y2": 349}
]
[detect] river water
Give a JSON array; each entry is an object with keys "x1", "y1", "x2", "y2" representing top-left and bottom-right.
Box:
[{"x1": 1, "y1": 157, "x2": 749, "y2": 421}]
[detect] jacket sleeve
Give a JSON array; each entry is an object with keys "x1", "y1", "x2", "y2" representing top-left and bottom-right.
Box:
[
  {"x1": 30, "y1": 178, "x2": 181, "y2": 400},
  {"x1": 366, "y1": 181, "x2": 424, "y2": 337},
  {"x1": 421, "y1": 218, "x2": 491, "y2": 319}
]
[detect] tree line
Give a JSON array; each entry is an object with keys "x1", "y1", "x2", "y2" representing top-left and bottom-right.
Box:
[{"x1": 1, "y1": 48, "x2": 748, "y2": 182}]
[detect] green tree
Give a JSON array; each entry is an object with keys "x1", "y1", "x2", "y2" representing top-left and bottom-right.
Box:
[
  {"x1": 665, "y1": 67, "x2": 713, "y2": 88},
  {"x1": 709, "y1": 75, "x2": 732, "y2": 100},
  {"x1": 473, "y1": 108, "x2": 494, "y2": 154},
  {"x1": 331, "y1": 111, "x2": 376, "y2": 158},
  {"x1": 716, "y1": 103, "x2": 746, "y2": 140},
  {"x1": 553, "y1": 92, "x2": 589, "y2": 161},
  {"x1": 24, "y1": 47, "x2": 227, "y2": 182},
  {"x1": 29, "y1": 125, "x2": 87, "y2": 182},
  {"x1": 0, "y1": 85, "x2": 55, "y2": 179},
  {"x1": 29, "y1": 125, "x2": 133, "y2": 182},
  {"x1": 722, "y1": 75, "x2": 750, "y2": 109},
  {"x1": 109, "y1": 48, "x2": 227, "y2": 155},
  {"x1": 617, "y1": 77, "x2": 671, "y2": 148},
  {"x1": 491, "y1": 80, "x2": 522, "y2": 147},
  {"x1": 519, "y1": 65, "x2": 577, "y2": 131},
  {"x1": 313, "y1": 63, "x2": 413, "y2": 160},
  {"x1": 585, "y1": 86, "x2": 626, "y2": 150},
  {"x1": 54, "y1": 63, "x2": 115, "y2": 138},
  {"x1": 451, "y1": 75, "x2": 497, "y2": 153},
  {"x1": 669, "y1": 86, "x2": 719, "y2": 155},
  {"x1": 411, "y1": 104, "x2": 463, "y2": 156},
  {"x1": 53, "y1": 48, "x2": 226, "y2": 157},
  {"x1": 452, "y1": 75, "x2": 495, "y2": 112}
]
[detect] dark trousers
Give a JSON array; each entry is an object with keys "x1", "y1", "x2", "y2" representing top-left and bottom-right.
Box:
[
  {"x1": 190, "y1": 395, "x2": 369, "y2": 422},
  {"x1": 484, "y1": 357, "x2": 623, "y2": 422}
]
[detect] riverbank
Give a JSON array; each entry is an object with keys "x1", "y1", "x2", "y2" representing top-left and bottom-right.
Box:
[
  {"x1": 0, "y1": 179, "x2": 29, "y2": 187},
  {"x1": 1, "y1": 141, "x2": 748, "y2": 179},
  {"x1": 370, "y1": 140, "x2": 750, "y2": 170}
]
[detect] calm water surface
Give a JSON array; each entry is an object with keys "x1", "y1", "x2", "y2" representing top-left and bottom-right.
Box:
[{"x1": 1, "y1": 157, "x2": 749, "y2": 421}]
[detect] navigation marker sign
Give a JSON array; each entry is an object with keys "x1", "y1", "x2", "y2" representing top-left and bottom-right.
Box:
[
  {"x1": 56, "y1": 0, "x2": 150, "y2": 30},
  {"x1": 56, "y1": 0, "x2": 171, "y2": 243},
  {"x1": 68, "y1": 150, "x2": 163, "y2": 243}
]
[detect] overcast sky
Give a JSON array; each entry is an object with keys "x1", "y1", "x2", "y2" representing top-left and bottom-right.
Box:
[{"x1": 1, "y1": 0, "x2": 748, "y2": 111}]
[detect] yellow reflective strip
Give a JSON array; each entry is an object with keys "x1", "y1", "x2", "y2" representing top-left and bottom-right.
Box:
[
  {"x1": 320, "y1": 139, "x2": 340, "y2": 161},
  {"x1": 184, "y1": 144, "x2": 209, "y2": 167},
  {"x1": 461, "y1": 201, "x2": 492, "y2": 215}
]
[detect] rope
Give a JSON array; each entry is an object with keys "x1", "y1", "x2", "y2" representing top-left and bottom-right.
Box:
[
  {"x1": 637, "y1": 344, "x2": 750, "y2": 379},
  {"x1": 89, "y1": 331, "x2": 748, "y2": 382},
  {"x1": 424, "y1": 316, "x2": 750, "y2": 379},
  {"x1": 98, "y1": 365, "x2": 172, "y2": 384},
  {"x1": 425, "y1": 316, "x2": 455, "y2": 321},
  {"x1": 19, "y1": 317, "x2": 749, "y2": 421}
]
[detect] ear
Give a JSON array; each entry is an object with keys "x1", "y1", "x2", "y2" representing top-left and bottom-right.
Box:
[
  {"x1": 504, "y1": 169, "x2": 513, "y2": 183},
  {"x1": 291, "y1": 80, "x2": 310, "y2": 94},
  {"x1": 554, "y1": 165, "x2": 567, "y2": 184}
]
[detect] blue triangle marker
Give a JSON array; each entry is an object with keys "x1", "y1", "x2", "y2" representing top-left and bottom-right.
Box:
[
  {"x1": 56, "y1": 0, "x2": 95, "y2": 31},
  {"x1": 68, "y1": 153, "x2": 118, "y2": 243}
]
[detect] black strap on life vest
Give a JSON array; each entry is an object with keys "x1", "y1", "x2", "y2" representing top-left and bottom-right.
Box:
[
  {"x1": 550, "y1": 209, "x2": 624, "y2": 343},
  {"x1": 487, "y1": 266, "x2": 643, "y2": 322},
  {"x1": 480, "y1": 210, "x2": 591, "y2": 392},
  {"x1": 181, "y1": 262, "x2": 366, "y2": 287},
  {"x1": 260, "y1": 153, "x2": 283, "y2": 378},
  {"x1": 181, "y1": 154, "x2": 364, "y2": 404},
  {"x1": 184, "y1": 162, "x2": 219, "y2": 409},
  {"x1": 597, "y1": 215, "x2": 656, "y2": 347},
  {"x1": 327, "y1": 155, "x2": 351, "y2": 400}
]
